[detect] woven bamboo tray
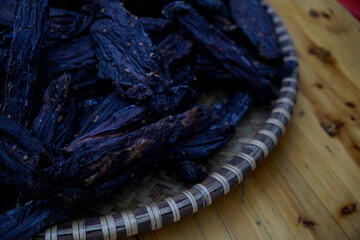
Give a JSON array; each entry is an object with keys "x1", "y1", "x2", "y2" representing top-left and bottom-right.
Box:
[{"x1": 33, "y1": 1, "x2": 298, "y2": 239}]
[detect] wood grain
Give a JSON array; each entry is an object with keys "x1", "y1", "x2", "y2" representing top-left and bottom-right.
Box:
[{"x1": 132, "y1": 0, "x2": 360, "y2": 239}]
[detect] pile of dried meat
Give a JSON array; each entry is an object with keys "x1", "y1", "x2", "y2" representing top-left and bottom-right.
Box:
[{"x1": 0, "y1": 0, "x2": 296, "y2": 239}]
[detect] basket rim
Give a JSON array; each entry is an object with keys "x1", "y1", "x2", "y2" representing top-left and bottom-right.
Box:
[{"x1": 37, "y1": 1, "x2": 299, "y2": 239}]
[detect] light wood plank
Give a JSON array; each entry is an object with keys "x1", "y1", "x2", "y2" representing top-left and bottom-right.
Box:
[
  {"x1": 193, "y1": 205, "x2": 233, "y2": 240},
  {"x1": 148, "y1": 214, "x2": 207, "y2": 240}
]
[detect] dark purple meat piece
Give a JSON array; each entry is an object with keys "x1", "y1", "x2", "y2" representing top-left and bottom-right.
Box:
[
  {"x1": 0, "y1": 0, "x2": 16, "y2": 28},
  {"x1": 0, "y1": 115, "x2": 50, "y2": 168},
  {"x1": 208, "y1": 14, "x2": 238, "y2": 34},
  {"x1": 94, "y1": 148, "x2": 176, "y2": 195},
  {"x1": 0, "y1": 136, "x2": 51, "y2": 199},
  {"x1": 43, "y1": 148, "x2": 179, "y2": 201},
  {"x1": 229, "y1": 0, "x2": 282, "y2": 59},
  {"x1": 52, "y1": 106, "x2": 213, "y2": 187},
  {"x1": 68, "y1": 85, "x2": 196, "y2": 152},
  {"x1": 47, "y1": 4, "x2": 94, "y2": 40},
  {"x1": 192, "y1": 38, "x2": 295, "y2": 85},
  {"x1": 177, "y1": 160, "x2": 208, "y2": 183},
  {"x1": 172, "y1": 92, "x2": 253, "y2": 161},
  {"x1": 0, "y1": 1, "x2": 93, "y2": 38},
  {"x1": 168, "y1": 92, "x2": 253, "y2": 183},
  {"x1": 0, "y1": 144, "x2": 179, "y2": 240},
  {"x1": 32, "y1": 74, "x2": 76, "y2": 154},
  {"x1": 40, "y1": 36, "x2": 96, "y2": 74},
  {"x1": 96, "y1": 93, "x2": 252, "y2": 187},
  {"x1": 193, "y1": 49, "x2": 296, "y2": 89},
  {"x1": 36, "y1": 43, "x2": 101, "y2": 132},
  {"x1": 90, "y1": 2, "x2": 171, "y2": 101},
  {"x1": 39, "y1": 35, "x2": 100, "y2": 94},
  {"x1": 0, "y1": 147, "x2": 177, "y2": 239},
  {"x1": 69, "y1": 93, "x2": 250, "y2": 190},
  {"x1": 170, "y1": 63, "x2": 196, "y2": 86},
  {"x1": 2, "y1": 0, "x2": 49, "y2": 123},
  {"x1": 72, "y1": 80, "x2": 112, "y2": 103},
  {"x1": 194, "y1": 51, "x2": 234, "y2": 82},
  {"x1": 89, "y1": 134, "x2": 206, "y2": 197},
  {"x1": 67, "y1": 104, "x2": 148, "y2": 152},
  {"x1": 174, "y1": 126, "x2": 235, "y2": 160},
  {"x1": 148, "y1": 85, "x2": 196, "y2": 114},
  {"x1": 158, "y1": 32, "x2": 196, "y2": 85},
  {"x1": 2, "y1": 147, "x2": 181, "y2": 240},
  {"x1": 1, "y1": 143, "x2": 196, "y2": 239},
  {"x1": 189, "y1": 0, "x2": 234, "y2": 37},
  {"x1": 74, "y1": 92, "x2": 130, "y2": 137},
  {"x1": 163, "y1": 2, "x2": 276, "y2": 101},
  {"x1": 0, "y1": 28, "x2": 12, "y2": 69},
  {"x1": 0, "y1": 199, "x2": 72, "y2": 240},
  {"x1": 16, "y1": 148, "x2": 179, "y2": 203},
  {"x1": 0, "y1": 28, "x2": 12, "y2": 104},
  {"x1": 158, "y1": 31, "x2": 193, "y2": 71},
  {"x1": 211, "y1": 92, "x2": 253, "y2": 127},
  {"x1": 75, "y1": 96, "x2": 105, "y2": 129},
  {"x1": 0, "y1": 116, "x2": 91, "y2": 202},
  {"x1": 253, "y1": 58, "x2": 298, "y2": 82}
]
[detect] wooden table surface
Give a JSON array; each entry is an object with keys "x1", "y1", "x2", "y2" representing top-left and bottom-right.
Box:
[{"x1": 126, "y1": 0, "x2": 360, "y2": 239}]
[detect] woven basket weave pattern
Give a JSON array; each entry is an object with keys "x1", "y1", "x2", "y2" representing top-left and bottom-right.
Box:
[{"x1": 35, "y1": 1, "x2": 298, "y2": 239}]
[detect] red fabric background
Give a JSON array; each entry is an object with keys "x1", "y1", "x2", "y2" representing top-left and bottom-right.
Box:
[{"x1": 337, "y1": 0, "x2": 360, "y2": 21}]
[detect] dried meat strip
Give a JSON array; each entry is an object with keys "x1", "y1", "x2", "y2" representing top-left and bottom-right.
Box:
[
  {"x1": 158, "y1": 32, "x2": 196, "y2": 85},
  {"x1": 172, "y1": 92, "x2": 253, "y2": 161},
  {"x1": 47, "y1": 4, "x2": 94, "y2": 40},
  {"x1": 0, "y1": 199, "x2": 72, "y2": 240},
  {"x1": 193, "y1": 51, "x2": 234, "y2": 82},
  {"x1": 0, "y1": 28, "x2": 12, "y2": 104},
  {"x1": 177, "y1": 160, "x2": 208, "y2": 183},
  {"x1": 39, "y1": 35, "x2": 98, "y2": 89},
  {"x1": 41, "y1": 36, "x2": 96, "y2": 74},
  {"x1": 0, "y1": 115, "x2": 49, "y2": 168},
  {"x1": 229, "y1": 0, "x2": 282, "y2": 59},
  {"x1": 32, "y1": 74, "x2": 76, "y2": 154},
  {"x1": 0, "y1": 0, "x2": 16, "y2": 28},
  {"x1": 172, "y1": 92, "x2": 253, "y2": 182},
  {"x1": 163, "y1": 2, "x2": 276, "y2": 101},
  {"x1": 90, "y1": 1, "x2": 171, "y2": 101},
  {"x1": 158, "y1": 31, "x2": 193, "y2": 72},
  {"x1": 74, "y1": 92, "x2": 130, "y2": 138},
  {"x1": 0, "y1": 140, "x2": 51, "y2": 200},
  {"x1": 2, "y1": 0, "x2": 50, "y2": 123},
  {"x1": 52, "y1": 106, "x2": 213, "y2": 187},
  {"x1": 67, "y1": 85, "x2": 196, "y2": 152}
]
